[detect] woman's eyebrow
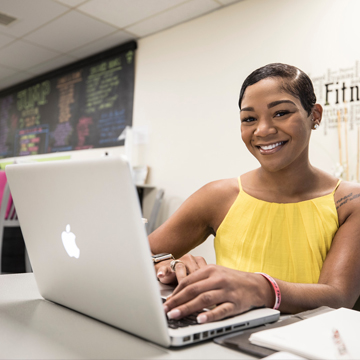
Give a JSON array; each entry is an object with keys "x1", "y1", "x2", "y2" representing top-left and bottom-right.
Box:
[
  {"x1": 267, "y1": 100, "x2": 296, "y2": 108},
  {"x1": 240, "y1": 107, "x2": 254, "y2": 112},
  {"x1": 241, "y1": 100, "x2": 297, "y2": 112}
]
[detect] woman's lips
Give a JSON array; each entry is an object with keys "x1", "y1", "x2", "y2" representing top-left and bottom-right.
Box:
[{"x1": 256, "y1": 141, "x2": 287, "y2": 154}]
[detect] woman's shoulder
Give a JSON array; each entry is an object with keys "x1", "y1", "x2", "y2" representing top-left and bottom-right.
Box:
[
  {"x1": 336, "y1": 179, "x2": 360, "y2": 195},
  {"x1": 198, "y1": 177, "x2": 240, "y2": 200},
  {"x1": 183, "y1": 178, "x2": 240, "y2": 213},
  {"x1": 196, "y1": 178, "x2": 240, "y2": 232},
  {"x1": 335, "y1": 180, "x2": 360, "y2": 220}
]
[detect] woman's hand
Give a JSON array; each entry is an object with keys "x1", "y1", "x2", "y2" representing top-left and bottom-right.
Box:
[
  {"x1": 163, "y1": 265, "x2": 274, "y2": 323},
  {"x1": 155, "y1": 254, "x2": 208, "y2": 285}
]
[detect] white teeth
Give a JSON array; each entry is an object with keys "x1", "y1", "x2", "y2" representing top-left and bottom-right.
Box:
[{"x1": 260, "y1": 142, "x2": 283, "y2": 150}]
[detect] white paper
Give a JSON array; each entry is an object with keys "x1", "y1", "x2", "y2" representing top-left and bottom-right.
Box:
[
  {"x1": 262, "y1": 351, "x2": 307, "y2": 360},
  {"x1": 250, "y1": 308, "x2": 359, "y2": 360}
]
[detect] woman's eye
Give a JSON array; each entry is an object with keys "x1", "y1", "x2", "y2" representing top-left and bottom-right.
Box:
[
  {"x1": 241, "y1": 117, "x2": 256, "y2": 123},
  {"x1": 274, "y1": 111, "x2": 290, "y2": 117}
]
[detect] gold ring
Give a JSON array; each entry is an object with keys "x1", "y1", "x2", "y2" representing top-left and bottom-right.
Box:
[{"x1": 170, "y1": 259, "x2": 184, "y2": 272}]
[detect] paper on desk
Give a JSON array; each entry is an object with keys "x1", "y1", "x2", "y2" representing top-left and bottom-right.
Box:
[
  {"x1": 250, "y1": 308, "x2": 359, "y2": 360},
  {"x1": 262, "y1": 351, "x2": 306, "y2": 360}
]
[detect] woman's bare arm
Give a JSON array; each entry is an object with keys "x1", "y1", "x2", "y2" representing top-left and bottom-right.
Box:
[
  {"x1": 148, "y1": 178, "x2": 239, "y2": 284},
  {"x1": 149, "y1": 178, "x2": 238, "y2": 256}
]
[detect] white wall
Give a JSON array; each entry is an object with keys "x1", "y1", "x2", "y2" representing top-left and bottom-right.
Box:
[{"x1": 131, "y1": 0, "x2": 360, "y2": 262}]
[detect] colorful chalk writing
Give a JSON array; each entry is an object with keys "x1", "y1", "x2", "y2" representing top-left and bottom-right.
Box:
[
  {"x1": 17, "y1": 81, "x2": 50, "y2": 111},
  {"x1": 98, "y1": 109, "x2": 126, "y2": 144},
  {"x1": 0, "y1": 95, "x2": 13, "y2": 156},
  {"x1": 15, "y1": 125, "x2": 49, "y2": 156},
  {"x1": 19, "y1": 107, "x2": 40, "y2": 129},
  {"x1": 126, "y1": 50, "x2": 134, "y2": 64},
  {"x1": 86, "y1": 57, "x2": 122, "y2": 114},
  {"x1": 0, "y1": 41, "x2": 136, "y2": 159},
  {"x1": 76, "y1": 117, "x2": 93, "y2": 149},
  {"x1": 51, "y1": 121, "x2": 73, "y2": 149},
  {"x1": 57, "y1": 71, "x2": 82, "y2": 123}
]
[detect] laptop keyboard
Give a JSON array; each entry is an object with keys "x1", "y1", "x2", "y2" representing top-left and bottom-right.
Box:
[
  {"x1": 162, "y1": 298, "x2": 202, "y2": 329},
  {"x1": 167, "y1": 312, "x2": 201, "y2": 329}
]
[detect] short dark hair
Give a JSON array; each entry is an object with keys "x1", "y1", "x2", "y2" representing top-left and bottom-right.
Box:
[{"x1": 238, "y1": 63, "x2": 316, "y2": 115}]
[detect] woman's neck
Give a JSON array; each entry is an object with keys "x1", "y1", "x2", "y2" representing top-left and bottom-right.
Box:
[
  {"x1": 256, "y1": 164, "x2": 318, "y2": 197},
  {"x1": 242, "y1": 159, "x2": 328, "y2": 204}
]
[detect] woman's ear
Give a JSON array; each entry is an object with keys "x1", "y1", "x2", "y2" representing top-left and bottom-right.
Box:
[{"x1": 311, "y1": 104, "x2": 323, "y2": 128}]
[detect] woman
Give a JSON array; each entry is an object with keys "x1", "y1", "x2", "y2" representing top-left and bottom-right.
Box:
[{"x1": 149, "y1": 63, "x2": 360, "y2": 324}]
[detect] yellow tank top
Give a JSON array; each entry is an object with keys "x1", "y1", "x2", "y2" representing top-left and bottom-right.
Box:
[{"x1": 214, "y1": 177, "x2": 340, "y2": 284}]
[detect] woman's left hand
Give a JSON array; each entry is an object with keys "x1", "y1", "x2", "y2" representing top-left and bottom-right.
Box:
[
  {"x1": 163, "y1": 264, "x2": 274, "y2": 323},
  {"x1": 156, "y1": 253, "x2": 207, "y2": 285}
]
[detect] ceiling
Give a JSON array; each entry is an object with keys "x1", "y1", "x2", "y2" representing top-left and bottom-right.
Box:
[{"x1": 0, "y1": 0, "x2": 242, "y2": 91}]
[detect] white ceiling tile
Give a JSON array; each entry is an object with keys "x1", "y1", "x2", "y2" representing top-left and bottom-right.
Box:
[
  {"x1": 0, "y1": 0, "x2": 69, "y2": 37},
  {"x1": 78, "y1": 0, "x2": 187, "y2": 28},
  {"x1": 0, "y1": 65, "x2": 17, "y2": 80},
  {"x1": 23, "y1": 10, "x2": 118, "y2": 53},
  {"x1": 0, "y1": 32, "x2": 15, "y2": 49},
  {"x1": 0, "y1": 71, "x2": 35, "y2": 91},
  {"x1": 69, "y1": 30, "x2": 135, "y2": 59},
  {"x1": 126, "y1": 0, "x2": 220, "y2": 37},
  {"x1": 0, "y1": 0, "x2": 233, "y2": 90},
  {"x1": 27, "y1": 54, "x2": 78, "y2": 76},
  {"x1": 0, "y1": 40, "x2": 59, "y2": 70},
  {"x1": 55, "y1": 0, "x2": 89, "y2": 7}
]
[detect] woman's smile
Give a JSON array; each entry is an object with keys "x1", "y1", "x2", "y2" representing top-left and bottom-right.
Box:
[{"x1": 255, "y1": 140, "x2": 288, "y2": 154}]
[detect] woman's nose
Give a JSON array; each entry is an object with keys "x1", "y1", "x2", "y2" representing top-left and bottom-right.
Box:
[{"x1": 254, "y1": 117, "x2": 277, "y2": 137}]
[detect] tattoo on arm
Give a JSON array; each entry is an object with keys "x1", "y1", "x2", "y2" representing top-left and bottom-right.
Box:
[{"x1": 336, "y1": 192, "x2": 360, "y2": 210}]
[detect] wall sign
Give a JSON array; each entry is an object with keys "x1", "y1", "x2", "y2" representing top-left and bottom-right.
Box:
[{"x1": 311, "y1": 61, "x2": 360, "y2": 181}]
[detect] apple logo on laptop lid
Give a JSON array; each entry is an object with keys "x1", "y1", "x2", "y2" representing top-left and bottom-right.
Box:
[{"x1": 61, "y1": 224, "x2": 80, "y2": 258}]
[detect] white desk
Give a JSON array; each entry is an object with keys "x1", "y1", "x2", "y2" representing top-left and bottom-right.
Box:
[{"x1": 0, "y1": 273, "x2": 254, "y2": 359}]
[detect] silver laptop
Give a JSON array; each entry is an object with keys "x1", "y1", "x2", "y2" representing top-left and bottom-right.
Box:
[{"x1": 5, "y1": 156, "x2": 279, "y2": 347}]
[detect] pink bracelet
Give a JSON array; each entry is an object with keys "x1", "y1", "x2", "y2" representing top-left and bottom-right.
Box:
[{"x1": 255, "y1": 272, "x2": 281, "y2": 310}]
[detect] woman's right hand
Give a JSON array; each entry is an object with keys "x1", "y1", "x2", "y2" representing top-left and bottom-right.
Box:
[{"x1": 155, "y1": 254, "x2": 207, "y2": 285}]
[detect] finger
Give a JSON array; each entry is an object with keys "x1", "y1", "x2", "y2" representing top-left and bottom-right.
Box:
[
  {"x1": 179, "y1": 255, "x2": 199, "y2": 274},
  {"x1": 166, "y1": 289, "x2": 224, "y2": 320},
  {"x1": 173, "y1": 261, "x2": 188, "y2": 283},
  {"x1": 157, "y1": 264, "x2": 176, "y2": 284},
  {"x1": 196, "y1": 302, "x2": 236, "y2": 324},
  {"x1": 171, "y1": 256, "x2": 207, "y2": 283},
  {"x1": 181, "y1": 255, "x2": 207, "y2": 274},
  {"x1": 195, "y1": 256, "x2": 207, "y2": 268},
  {"x1": 171, "y1": 265, "x2": 213, "y2": 296},
  {"x1": 167, "y1": 279, "x2": 219, "y2": 311}
]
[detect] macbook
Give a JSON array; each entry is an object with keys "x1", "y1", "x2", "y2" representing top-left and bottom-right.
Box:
[{"x1": 5, "y1": 156, "x2": 279, "y2": 347}]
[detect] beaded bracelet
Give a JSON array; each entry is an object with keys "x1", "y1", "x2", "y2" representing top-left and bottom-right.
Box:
[{"x1": 255, "y1": 272, "x2": 281, "y2": 310}]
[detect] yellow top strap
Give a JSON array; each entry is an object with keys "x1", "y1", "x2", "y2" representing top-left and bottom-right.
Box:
[{"x1": 333, "y1": 179, "x2": 342, "y2": 193}]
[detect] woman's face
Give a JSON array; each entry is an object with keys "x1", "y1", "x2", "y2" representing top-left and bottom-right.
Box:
[{"x1": 240, "y1": 77, "x2": 317, "y2": 173}]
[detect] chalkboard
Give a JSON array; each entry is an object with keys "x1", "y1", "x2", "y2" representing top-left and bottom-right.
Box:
[{"x1": 0, "y1": 41, "x2": 136, "y2": 158}]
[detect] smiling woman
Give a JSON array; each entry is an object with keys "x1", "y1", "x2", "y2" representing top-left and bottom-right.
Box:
[
  {"x1": 148, "y1": 63, "x2": 360, "y2": 323},
  {"x1": 240, "y1": 80, "x2": 320, "y2": 175}
]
